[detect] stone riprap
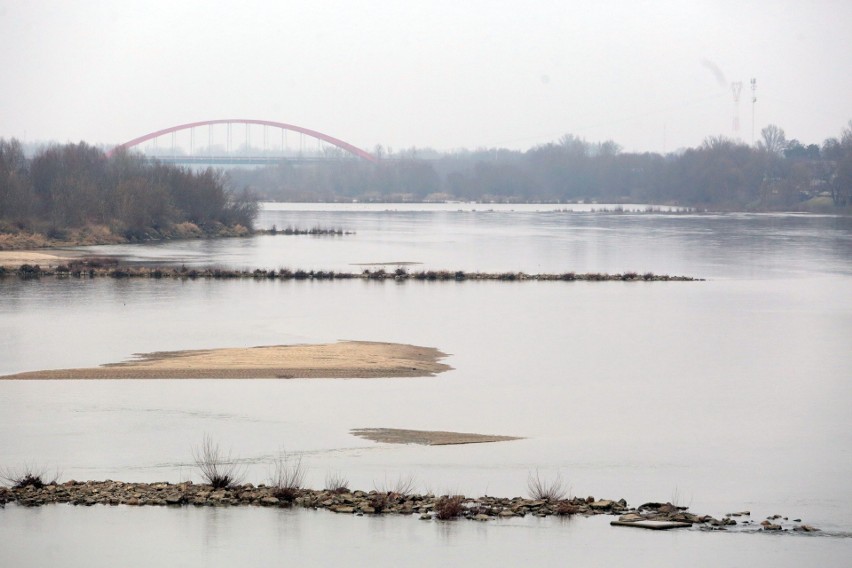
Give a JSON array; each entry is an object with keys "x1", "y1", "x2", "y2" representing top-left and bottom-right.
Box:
[
  {"x1": 0, "y1": 481, "x2": 816, "y2": 532},
  {"x1": 0, "y1": 262, "x2": 701, "y2": 282}
]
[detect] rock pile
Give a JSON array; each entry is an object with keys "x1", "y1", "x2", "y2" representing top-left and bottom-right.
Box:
[
  {"x1": 0, "y1": 481, "x2": 629, "y2": 520},
  {"x1": 0, "y1": 481, "x2": 818, "y2": 533},
  {"x1": 615, "y1": 503, "x2": 821, "y2": 533},
  {"x1": 0, "y1": 262, "x2": 701, "y2": 282}
]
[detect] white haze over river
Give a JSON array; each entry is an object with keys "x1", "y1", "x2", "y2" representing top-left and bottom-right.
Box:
[{"x1": 1, "y1": 204, "x2": 851, "y2": 565}]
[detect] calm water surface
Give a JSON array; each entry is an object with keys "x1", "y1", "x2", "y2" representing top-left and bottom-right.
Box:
[{"x1": 1, "y1": 204, "x2": 851, "y2": 565}]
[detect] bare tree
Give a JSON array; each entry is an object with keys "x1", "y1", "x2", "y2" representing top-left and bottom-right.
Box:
[{"x1": 759, "y1": 124, "x2": 787, "y2": 154}]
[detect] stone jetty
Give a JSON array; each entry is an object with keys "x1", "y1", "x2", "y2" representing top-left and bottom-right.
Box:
[
  {"x1": 0, "y1": 261, "x2": 701, "y2": 282},
  {"x1": 0, "y1": 481, "x2": 816, "y2": 532}
]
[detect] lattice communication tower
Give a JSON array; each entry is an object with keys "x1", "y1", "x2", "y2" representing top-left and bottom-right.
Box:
[{"x1": 731, "y1": 81, "x2": 743, "y2": 135}]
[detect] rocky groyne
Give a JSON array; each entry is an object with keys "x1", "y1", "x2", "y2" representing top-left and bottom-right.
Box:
[
  {"x1": 0, "y1": 481, "x2": 817, "y2": 532},
  {"x1": 0, "y1": 261, "x2": 701, "y2": 282}
]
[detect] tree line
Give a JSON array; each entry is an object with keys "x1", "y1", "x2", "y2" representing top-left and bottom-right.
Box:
[
  {"x1": 229, "y1": 121, "x2": 852, "y2": 210},
  {"x1": 0, "y1": 141, "x2": 258, "y2": 239}
]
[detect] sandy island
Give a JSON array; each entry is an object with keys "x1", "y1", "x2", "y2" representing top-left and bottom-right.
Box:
[
  {"x1": 351, "y1": 428, "x2": 522, "y2": 445},
  {"x1": 0, "y1": 341, "x2": 452, "y2": 380}
]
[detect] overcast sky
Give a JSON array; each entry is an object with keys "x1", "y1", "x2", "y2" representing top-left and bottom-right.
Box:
[{"x1": 1, "y1": 0, "x2": 850, "y2": 154}]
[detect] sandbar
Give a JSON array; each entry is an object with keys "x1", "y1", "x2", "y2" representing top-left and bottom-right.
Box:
[
  {"x1": 351, "y1": 428, "x2": 522, "y2": 445},
  {"x1": 0, "y1": 341, "x2": 452, "y2": 380},
  {"x1": 0, "y1": 250, "x2": 85, "y2": 267}
]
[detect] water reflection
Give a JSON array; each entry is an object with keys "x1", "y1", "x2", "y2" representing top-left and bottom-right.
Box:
[
  {"x1": 1, "y1": 207, "x2": 851, "y2": 562},
  {"x1": 1, "y1": 505, "x2": 849, "y2": 567},
  {"x1": 67, "y1": 206, "x2": 852, "y2": 278}
]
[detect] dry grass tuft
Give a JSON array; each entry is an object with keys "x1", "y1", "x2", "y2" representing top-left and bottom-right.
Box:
[
  {"x1": 0, "y1": 464, "x2": 60, "y2": 489},
  {"x1": 192, "y1": 435, "x2": 244, "y2": 489},
  {"x1": 527, "y1": 470, "x2": 569, "y2": 502},
  {"x1": 324, "y1": 471, "x2": 349, "y2": 494},
  {"x1": 435, "y1": 494, "x2": 465, "y2": 520},
  {"x1": 269, "y1": 451, "x2": 306, "y2": 503}
]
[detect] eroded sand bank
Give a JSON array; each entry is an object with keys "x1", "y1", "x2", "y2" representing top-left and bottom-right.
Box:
[{"x1": 0, "y1": 341, "x2": 452, "y2": 380}]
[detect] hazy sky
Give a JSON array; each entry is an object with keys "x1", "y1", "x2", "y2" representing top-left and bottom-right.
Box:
[{"x1": 1, "y1": 0, "x2": 850, "y2": 154}]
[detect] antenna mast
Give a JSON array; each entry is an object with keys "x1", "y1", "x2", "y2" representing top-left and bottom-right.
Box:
[
  {"x1": 750, "y1": 78, "x2": 757, "y2": 145},
  {"x1": 731, "y1": 81, "x2": 743, "y2": 137}
]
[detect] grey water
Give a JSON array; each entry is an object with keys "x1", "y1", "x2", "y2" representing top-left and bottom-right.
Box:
[{"x1": 1, "y1": 204, "x2": 851, "y2": 565}]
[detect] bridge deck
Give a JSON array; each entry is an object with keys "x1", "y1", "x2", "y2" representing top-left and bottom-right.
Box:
[{"x1": 149, "y1": 155, "x2": 351, "y2": 166}]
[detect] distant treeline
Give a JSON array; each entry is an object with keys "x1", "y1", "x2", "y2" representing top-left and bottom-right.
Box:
[
  {"x1": 0, "y1": 140, "x2": 258, "y2": 240},
  {"x1": 230, "y1": 122, "x2": 852, "y2": 210}
]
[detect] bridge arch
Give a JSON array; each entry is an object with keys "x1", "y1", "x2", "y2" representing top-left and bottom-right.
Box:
[{"x1": 109, "y1": 119, "x2": 377, "y2": 163}]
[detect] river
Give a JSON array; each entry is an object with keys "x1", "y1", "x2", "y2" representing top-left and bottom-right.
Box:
[{"x1": 1, "y1": 203, "x2": 850, "y2": 565}]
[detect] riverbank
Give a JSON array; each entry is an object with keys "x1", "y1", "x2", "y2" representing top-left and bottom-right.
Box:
[
  {"x1": 0, "y1": 222, "x2": 251, "y2": 252},
  {"x1": 0, "y1": 341, "x2": 452, "y2": 380}
]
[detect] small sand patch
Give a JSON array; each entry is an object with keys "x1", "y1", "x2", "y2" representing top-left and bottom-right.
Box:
[
  {"x1": 351, "y1": 428, "x2": 522, "y2": 446},
  {"x1": 0, "y1": 341, "x2": 452, "y2": 380}
]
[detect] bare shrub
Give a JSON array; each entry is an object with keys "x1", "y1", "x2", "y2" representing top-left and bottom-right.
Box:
[
  {"x1": 670, "y1": 486, "x2": 690, "y2": 510},
  {"x1": 527, "y1": 470, "x2": 569, "y2": 502},
  {"x1": 0, "y1": 464, "x2": 60, "y2": 489},
  {"x1": 435, "y1": 495, "x2": 464, "y2": 520},
  {"x1": 192, "y1": 435, "x2": 244, "y2": 489},
  {"x1": 374, "y1": 474, "x2": 417, "y2": 499},
  {"x1": 324, "y1": 471, "x2": 349, "y2": 494},
  {"x1": 269, "y1": 451, "x2": 305, "y2": 503},
  {"x1": 369, "y1": 474, "x2": 417, "y2": 512}
]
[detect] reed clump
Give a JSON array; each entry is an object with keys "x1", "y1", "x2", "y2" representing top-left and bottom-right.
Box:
[
  {"x1": 270, "y1": 452, "x2": 305, "y2": 504},
  {"x1": 435, "y1": 494, "x2": 465, "y2": 520},
  {"x1": 527, "y1": 471, "x2": 569, "y2": 502}
]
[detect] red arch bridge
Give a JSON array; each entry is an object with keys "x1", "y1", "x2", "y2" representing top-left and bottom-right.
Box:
[{"x1": 108, "y1": 119, "x2": 377, "y2": 165}]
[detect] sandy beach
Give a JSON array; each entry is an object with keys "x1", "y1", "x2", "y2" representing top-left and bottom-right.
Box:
[{"x1": 0, "y1": 341, "x2": 453, "y2": 380}]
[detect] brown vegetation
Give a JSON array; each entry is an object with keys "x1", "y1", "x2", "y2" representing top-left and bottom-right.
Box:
[
  {"x1": 435, "y1": 495, "x2": 465, "y2": 520},
  {"x1": 270, "y1": 452, "x2": 305, "y2": 503}
]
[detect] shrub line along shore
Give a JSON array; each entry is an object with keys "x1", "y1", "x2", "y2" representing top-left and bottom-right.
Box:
[
  {"x1": 0, "y1": 481, "x2": 818, "y2": 533},
  {"x1": 0, "y1": 259, "x2": 702, "y2": 282}
]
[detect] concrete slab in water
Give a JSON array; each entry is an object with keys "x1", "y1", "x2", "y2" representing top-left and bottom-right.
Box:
[{"x1": 610, "y1": 520, "x2": 692, "y2": 530}]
